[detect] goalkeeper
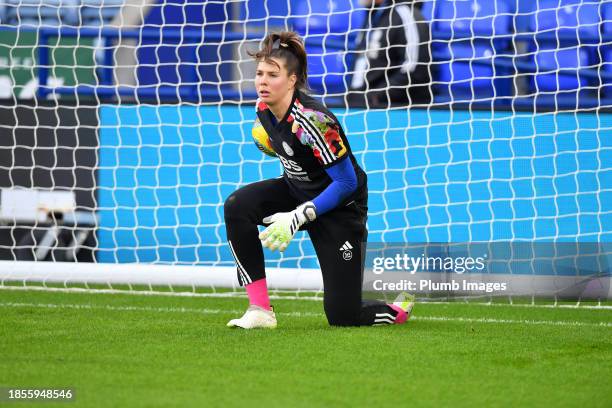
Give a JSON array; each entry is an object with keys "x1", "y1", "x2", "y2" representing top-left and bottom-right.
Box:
[{"x1": 225, "y1": 31, "x2": 413, "y2": 329}]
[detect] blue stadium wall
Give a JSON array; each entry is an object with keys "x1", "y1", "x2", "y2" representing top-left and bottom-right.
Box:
[{"x1": 97, "y1": 106, "x2": 611, "y2": 266}]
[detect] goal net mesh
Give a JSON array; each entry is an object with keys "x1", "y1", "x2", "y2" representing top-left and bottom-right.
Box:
[{"x1": 0, "y1": 0, "x2": 610, "y2": 300}]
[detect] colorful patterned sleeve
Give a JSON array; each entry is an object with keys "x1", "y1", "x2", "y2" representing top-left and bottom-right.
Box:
[{"x1": 288, "y1": 103, "x2": 348, "y2": 167}]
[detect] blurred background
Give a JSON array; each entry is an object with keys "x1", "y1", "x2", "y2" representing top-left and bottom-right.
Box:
[{"x1": 0, "y1": 0, "x2": 609, "y2": 106}]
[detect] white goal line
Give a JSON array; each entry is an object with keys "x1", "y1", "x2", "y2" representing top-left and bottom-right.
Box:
[
  {"x1": 0, "y1": 301, "x2": 609, "y2": 328},
  {"x1": 1, "y1": 285, "x2": 611, "y2": 310}
]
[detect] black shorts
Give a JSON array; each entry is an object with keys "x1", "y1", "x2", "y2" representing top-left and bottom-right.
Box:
[{"x1": 224, "y1": 178, "x2": 398, "y2": 326}]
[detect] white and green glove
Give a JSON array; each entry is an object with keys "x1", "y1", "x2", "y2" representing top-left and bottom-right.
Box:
[{"x1": 259, "y1": 202, "x2": 317, "y2": 252}]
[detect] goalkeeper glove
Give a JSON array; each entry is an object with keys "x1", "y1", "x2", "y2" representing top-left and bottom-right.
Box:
[{"x1": 259, "y1": 202, "x2": 317, "y2": 252}]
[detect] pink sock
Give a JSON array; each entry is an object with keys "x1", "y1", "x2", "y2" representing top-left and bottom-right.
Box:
[
  {"x1": 388, "y1": 304, "x2": 407, "y2": 324},
  {"x1": 245, "y1": 278, "x2": 271, "y2": 311}
]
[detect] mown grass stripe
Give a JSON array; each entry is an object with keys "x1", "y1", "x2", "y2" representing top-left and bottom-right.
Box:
[{"x1": 2, "y1": 301, "x2": 610, "y2": 328}]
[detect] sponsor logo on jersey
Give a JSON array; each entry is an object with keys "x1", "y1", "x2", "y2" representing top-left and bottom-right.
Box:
[
  {"x1": 278, "y1": 156, "x2": 311, "y2": 181},
  {"x1": 278, "y1": 156, "x2": 303, "y2": 173}
]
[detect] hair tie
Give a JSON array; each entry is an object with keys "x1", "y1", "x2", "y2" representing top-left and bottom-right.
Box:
[{"x1": 272, "y1": 38, "x2": 289, "y2": 49}]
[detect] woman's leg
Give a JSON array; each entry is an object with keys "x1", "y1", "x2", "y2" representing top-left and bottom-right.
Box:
[
  {"x1": 307, "y1": 201, "x2": 408, "y2": 326},
  {"x1": 224, "y1": 178, "x2": 299, "y2": 287}
]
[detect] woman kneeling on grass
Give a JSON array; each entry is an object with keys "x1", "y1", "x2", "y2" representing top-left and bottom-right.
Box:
[{"x1": 224, "y1": 31, "x2": 414, "y2": 329}]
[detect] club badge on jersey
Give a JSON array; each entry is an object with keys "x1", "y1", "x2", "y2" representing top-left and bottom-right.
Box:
[{"x1": 282, "y1": 141, "x2": 294, "y2": 156}]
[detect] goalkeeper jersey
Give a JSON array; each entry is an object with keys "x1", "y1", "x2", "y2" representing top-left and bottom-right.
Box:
[{"x1": 254, "y1": 89, "x2": 367, "y2": 205}]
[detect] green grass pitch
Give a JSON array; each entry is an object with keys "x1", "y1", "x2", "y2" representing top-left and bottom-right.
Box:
[{"x1": 1, "y1": 288, "x2": 611, "y2": 408}]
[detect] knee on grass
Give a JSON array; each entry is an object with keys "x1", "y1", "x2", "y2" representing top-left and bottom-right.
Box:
[{"x1": 325, "y1": 309, "x2": 360, "y2": 327}]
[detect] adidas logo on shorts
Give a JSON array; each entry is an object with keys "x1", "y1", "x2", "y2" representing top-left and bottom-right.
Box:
[
  {"x1": 339, "y1": 241, "x2": 353, "y2": 261},
  {"x1": 339, "y1": 241, "x2": 353, "y2": 251}
]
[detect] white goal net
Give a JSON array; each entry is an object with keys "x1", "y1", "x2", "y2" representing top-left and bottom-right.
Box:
[{"x1": 0, "y1": 0, "x2": 610, "y2": 300}]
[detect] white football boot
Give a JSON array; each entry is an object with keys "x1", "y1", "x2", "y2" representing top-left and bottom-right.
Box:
[{"x1": 227, "y1": 305, "x2": 277, "y2": 329}]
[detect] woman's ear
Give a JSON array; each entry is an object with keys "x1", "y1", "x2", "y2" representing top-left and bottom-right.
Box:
[{"x1": 288, "y1": 73, "x2": 297, "y2": 90}]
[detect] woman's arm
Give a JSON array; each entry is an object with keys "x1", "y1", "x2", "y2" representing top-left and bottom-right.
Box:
[{"x1": 312, "y1": 157, "x2": 358, "y2": 216}]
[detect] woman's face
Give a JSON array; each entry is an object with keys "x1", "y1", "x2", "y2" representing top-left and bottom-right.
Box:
[{"x1": 255, "y1": 58, "x2": 296, "y2": 106}]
